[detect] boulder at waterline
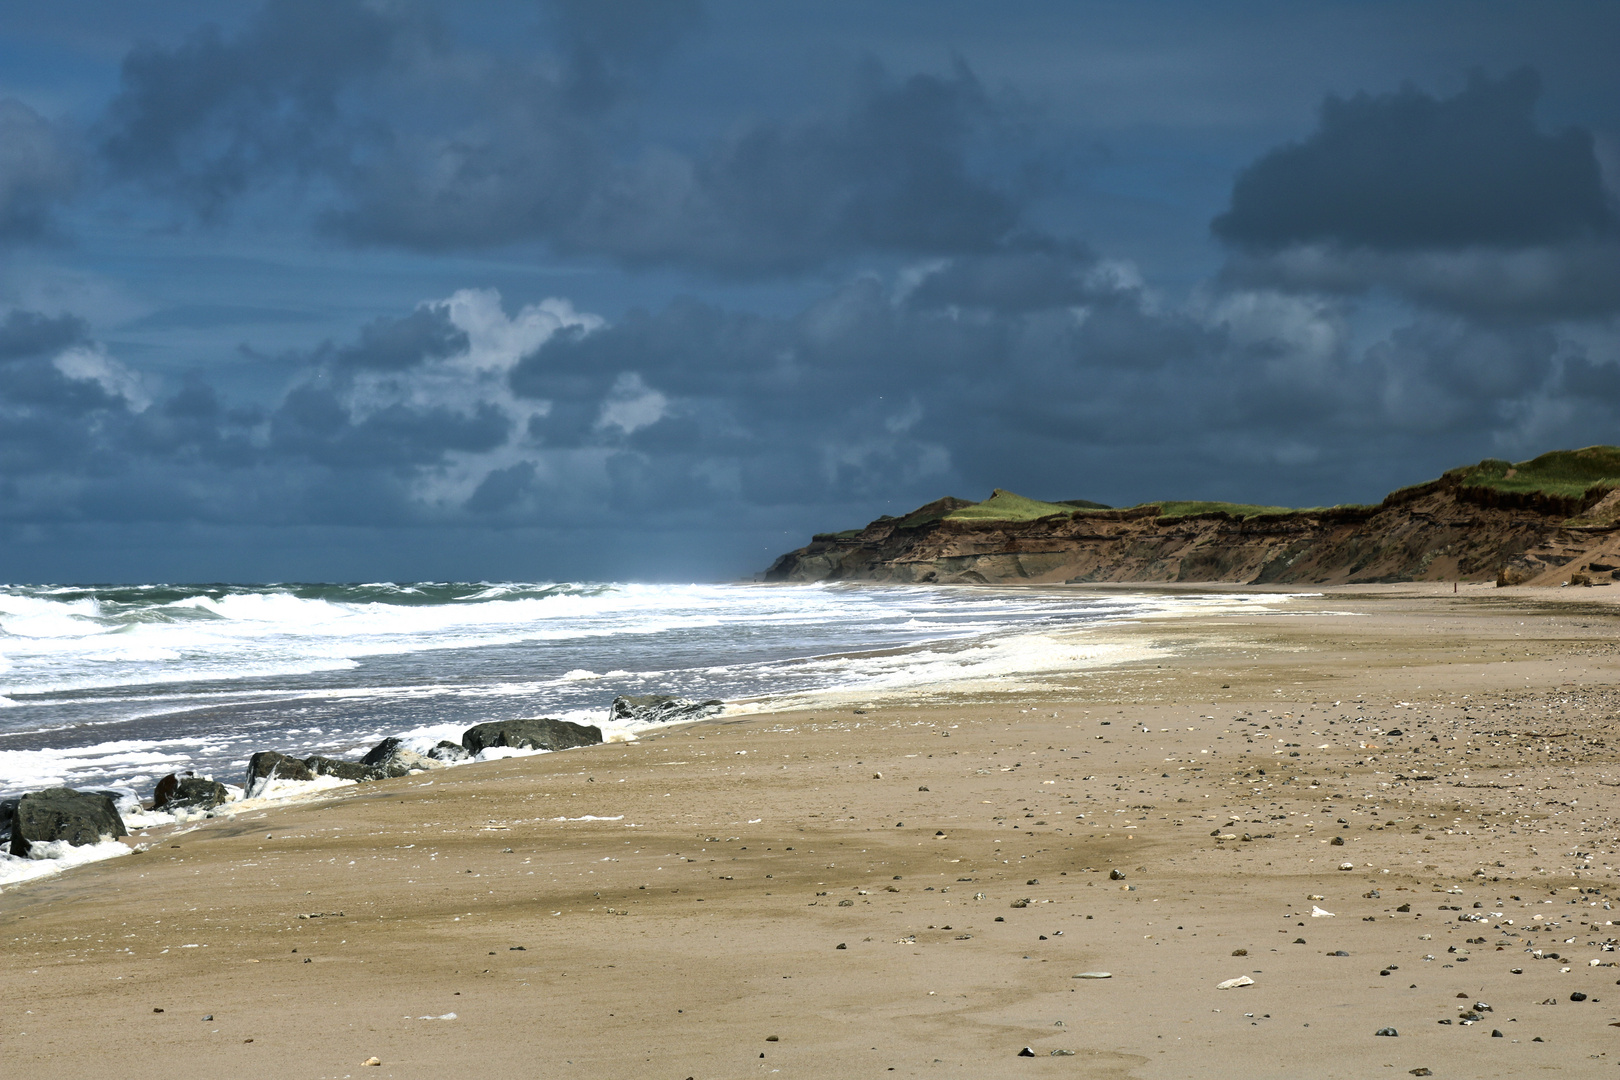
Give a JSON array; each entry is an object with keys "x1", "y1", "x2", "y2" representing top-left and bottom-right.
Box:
[
  {"x1": 303, "y1": 756, "x2": 376, "y2": 782},
  {"x1": 461, "y1": 717, "x2": 603, "y2": 755},
  {"x1": 244, "y1": 751, "x2": 315, "y2": 795},
  {"x1": 428, "y1": 741, "x2": 472, "y2": 763},
  {"x1": 9, "y1": 787, "x2": 127, "y2": 857},
  {"x1": 153, "y1": 775, "x2": 230, "y2": 812},
  {"x1": 360, "y1": 737, "x2": 440, "y2": 776}
]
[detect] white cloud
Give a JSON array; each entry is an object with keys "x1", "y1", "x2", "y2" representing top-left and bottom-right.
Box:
[
  {"x1": 596, "y1": 372, "x2": 668, "y2": 434},
  {"x1": 52, "y1": 343, "x2": 149, "y2": 410}
]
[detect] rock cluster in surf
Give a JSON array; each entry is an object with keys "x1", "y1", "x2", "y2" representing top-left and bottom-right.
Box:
[{"x1": 1, "y1": 695, "x2": 723, "y2": 854}]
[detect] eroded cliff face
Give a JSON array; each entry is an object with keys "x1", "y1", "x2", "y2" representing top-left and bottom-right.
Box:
[{"x1": 765, "y1": 475, "x2": 1611, "y2": 586}]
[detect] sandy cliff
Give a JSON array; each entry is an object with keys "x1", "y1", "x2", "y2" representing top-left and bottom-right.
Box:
[{"x1": 766, "y1": 449, "x2": 1620, "y2": 586}]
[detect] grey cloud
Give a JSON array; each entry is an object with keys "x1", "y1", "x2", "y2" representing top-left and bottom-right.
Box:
[
  {"x1": 335, "y1": 306, "x2": 469, "y2": 370},
  {"x1": 99, "y1": 1, "x2": 1025, "y2": 274},
  {"x1": 1220, "y1": 240, "x2": 1620, "y2": 321},
  {"x1": 0, "y1": 310, "x2": 89, "y2": 361},
  {"x1": 1213, "y1": 69, "x2": 1620, "y2": 318},
  {"x1": 100, "y1": 0, "x2": 416, "y2": 219},
  {"x1": 328, "y1": 56, "x2": 1021, "y2": 273},
  {"x1": 548, "y1": 0, "x2": 705, "y2": 112},
  {"x1": 0, "y1": 98, "x2": 79, "y2": 241},
  {"x1": 1213, "y1": 69, "x2": 1616, "y2": 251},
  {"x1": 465, "y1": 460, "x2": 538, "y2": 514},
  {"x1": 270, "y1": 387, "x2": 509, "y2": 468}
]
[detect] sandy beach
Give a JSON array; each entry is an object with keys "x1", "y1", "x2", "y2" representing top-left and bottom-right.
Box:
[{"x1": 6, "y1": 583, "x2": 1620, "y2": 1079}]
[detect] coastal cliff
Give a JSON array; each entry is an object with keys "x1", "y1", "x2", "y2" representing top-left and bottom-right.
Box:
[{"x1": 765, "y1": 447, "x2": 1620, "y2": 586}]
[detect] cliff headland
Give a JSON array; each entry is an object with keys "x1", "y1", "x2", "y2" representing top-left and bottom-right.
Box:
[{"x1": 766, "y1": 446, "x2": 1620, "y2": 587}]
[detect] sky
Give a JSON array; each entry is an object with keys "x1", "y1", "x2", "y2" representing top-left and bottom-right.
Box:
[{"x1": 0, "y1": 1, "x2": 1617, "y2": 583}]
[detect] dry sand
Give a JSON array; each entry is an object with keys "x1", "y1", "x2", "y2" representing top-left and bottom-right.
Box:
[{"x1": 7, "y1": 582, "x2": 1620, "y2": 1078}]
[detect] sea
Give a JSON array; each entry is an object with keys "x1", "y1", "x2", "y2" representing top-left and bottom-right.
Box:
[{"x1": 0, "y1": 580, "x2": 1277, "y2": 803}]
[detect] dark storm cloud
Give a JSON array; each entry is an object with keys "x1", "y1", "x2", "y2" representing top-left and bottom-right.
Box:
[
  {"x1": 334, "y1": 306, "x2": 469, "y2": 371},
  {"x1": 548, "y1": 0, "x2": 705, "y2": 112},
  {"x1": 99, "y1": 0, "x2": 410, "y2": 219},
  {"x1": 1211, "y1": 69, "x2": 1620, "y2": 320},
  {"x1": 324, "y1": 54, "x2": 1021, "y2": 273},
  {"x1": 1213, "y1": 69, "x2": 1615, "y2": 251},
  {"x1": 97, "y1": 0, "x2": 1025, "y2": 274},
  {"x1": 0, "y1": 98, "x2": 79, "y2": 241},
  {"x1": 0, "y1": 310, "x2": 89, "y2": 361},
  {"x1": 270, "y1": 387, "x2": 510, "y2": 468}
]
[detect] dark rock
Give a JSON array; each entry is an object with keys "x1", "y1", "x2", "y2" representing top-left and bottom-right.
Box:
[
  {"x1": 1491, "y1": 1029, "x2": 1504, "y2": 1037},
  {"x1": 1571, "y1": 992, "x2": 1588, "y2": 1002},
  {"x1": 1017, "y1": 1047, "x2": 1036, "y2": 1057},
  {"x1": 608, "y1": 695, "x2": 724, "y2": 726},
  {"x1": 461, "y1": 717, "x2": 603, "y2": 755},
  {"x1": 428, "y1": 741, "x2": 472, "y2": 763},
  {"x1": 157, "y1": 776, "x2": 230, "y2": 812},
  {"x1": 9, "y1": 787, "x2": 127, "y2": 857},
  {"x1": 0, "y1": 797, "x2": 18, "y2": 841},
  {"x1": 152, "y1": 773, "x2": 184, "y2": 809},
  {"x1": 1374, "y1": 1027, "x2": 1397, "y2": 1036},
  {"x1": 244, "y1": 751, "x2": 315, "y2": 795},
  {"x1": 1387, "y1": 728, "x2": 1403, "y2": 736},
  {"x1": 1109, "y1": 869, "x2": 1125, "y2": 880},
  {"x1": 360, "y1": 737, "x2": 437, "y2": 776},
  {"x1": 303, "y1": 756, "x2": 375, "y2": 782}
]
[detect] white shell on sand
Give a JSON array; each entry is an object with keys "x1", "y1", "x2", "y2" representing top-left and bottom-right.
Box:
[
  {"x1": 1073, "y1": 971, "x2": 1112, "y2": 979},
  {"x1": 1216, "y1": 976, "x2": 1255, "y2": 989}
]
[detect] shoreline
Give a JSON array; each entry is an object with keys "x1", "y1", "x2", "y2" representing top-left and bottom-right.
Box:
[{"x1": 5, "y1": 585, "x2": 1620, "y2": 1077}]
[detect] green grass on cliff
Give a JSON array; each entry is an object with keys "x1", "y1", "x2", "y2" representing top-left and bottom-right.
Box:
[
  {"x1": 818, "y1": 447, "x2": 1620, "y2": 538},
  {"x1": 1153, "y1": 500, "x2": 1307, "y2": 520},
  {"x1": 942, "y1": 489, "x2": 1080, "y2": 522},
  {"x1": 1455, "y1": 446, "x2": 1620, "y2": 500}
]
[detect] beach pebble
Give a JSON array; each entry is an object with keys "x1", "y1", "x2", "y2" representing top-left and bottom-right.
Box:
[
  {"x1": 1374, "y1": 1027, "x2": 1397, "y2": 1036},
  {"x1": 363, "y1": 1057, "x2": 381, "y2": 1066},
  {"x1": 1570, "y1": 992, "x2": 1587, "y2": 1001},
  {"x1": 1231, "y1": 949, "x2": 1247, "y2": 957},
  {"x1": 1338, "y1": 862, "x2": 1355, "y2": 870},
  {"x1": 201, "y1": 1015, "x2": 212, "y2": 1021},
  {"x1": 836, "y1": 943, "x2": 847, "y2": 950},
  {"x1": 1073, "y1": 972, "x2": 1112, "y2": 979},
  {"x1": 1311, "y1": 906, "x2": 1335, "y2": 918},
  {"x1": 1216, "y1": 976, "x2": 1254, "y2": 990},
  {"x1": 1017, "y1": 1047, "x2": 1036, "y2": 1057},
  {"x1": 1410, "y1": 1069, "x2": 1432, "y2": 1076},
  {"x1": 1109, "y1": 870, "x2": 1125, "y2": 880}
]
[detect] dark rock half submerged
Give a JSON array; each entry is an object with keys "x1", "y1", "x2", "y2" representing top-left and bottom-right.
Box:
[
  {"x1": 8, "y1": 787, "x2": 127, "y2": 857},
  {"x1": 153, "y1": 775, "x2": 230, "y2": 812},
  {"x1": 461, "y1": 717, "x2": 603, "y2": 755}
]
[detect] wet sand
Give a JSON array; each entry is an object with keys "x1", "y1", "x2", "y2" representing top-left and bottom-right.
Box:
[{"x1": 6, "y1": 582, "x2": 1620, "y2": 1079}]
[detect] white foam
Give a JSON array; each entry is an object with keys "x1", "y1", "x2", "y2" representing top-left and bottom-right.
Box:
[{"x1": 0, "y1": 837, "x2": 134, "y2": 890}]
